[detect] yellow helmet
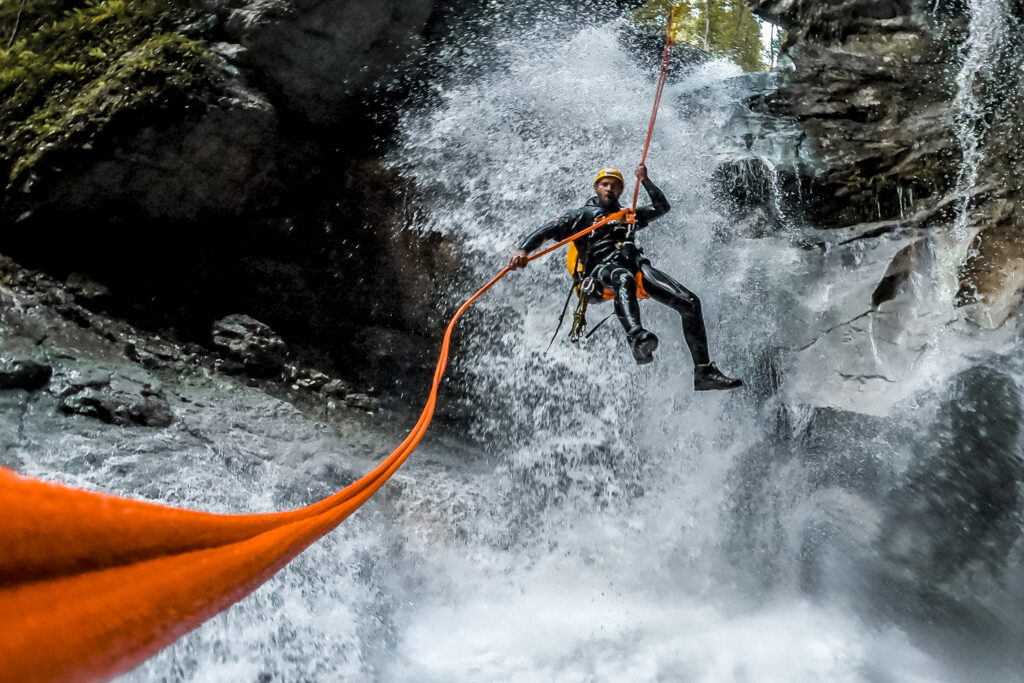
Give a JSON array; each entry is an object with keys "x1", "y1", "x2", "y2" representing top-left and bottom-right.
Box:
[{"x1": 593, "y1": 168, "x2": 624, "y2": 185}]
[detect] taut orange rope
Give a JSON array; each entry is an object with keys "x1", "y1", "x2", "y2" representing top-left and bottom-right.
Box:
[
  {"x1": 630, "y1": 2, "x2": 677, "y2": 217},
  {"x1": 0, "y1": 7, "x2": 680, "y2": 682}
]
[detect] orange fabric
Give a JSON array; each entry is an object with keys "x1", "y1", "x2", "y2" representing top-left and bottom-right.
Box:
[
  {"x1": 0, "y1": 210, "x2": 631, "y2": 683},
  {"x1": 0, "y1": 9, "x2": 680, "y2": 680}
]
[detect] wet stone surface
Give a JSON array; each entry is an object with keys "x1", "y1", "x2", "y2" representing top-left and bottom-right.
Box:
[
  {"x1": 50, "y1": 364, "x2": 174, "y2": 428},
  {"x1": 0, "y1": 257, "x2": 385, "y2": 452},
  {"x1": 0, "y1": 356, "x2": 52, "y2": 391},
  {"x1": 211, "y1": 313, "x2": 288, "y2": 376}
]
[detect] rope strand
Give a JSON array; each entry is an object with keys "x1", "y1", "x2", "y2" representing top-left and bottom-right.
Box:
[{"x1": 631, "y1": 2, "x2": 677, "y2": 215}]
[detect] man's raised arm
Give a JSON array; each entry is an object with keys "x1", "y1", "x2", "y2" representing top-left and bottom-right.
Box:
[{"x1": 634, "y1": 164, "x2": 670, "y2": 227}]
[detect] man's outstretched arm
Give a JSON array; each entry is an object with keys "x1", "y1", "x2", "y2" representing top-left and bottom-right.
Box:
[{"x1": 508, "y1": 210, "x2": 584, "y2": 270}]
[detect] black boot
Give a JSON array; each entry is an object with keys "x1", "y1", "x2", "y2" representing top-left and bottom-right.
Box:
[
  {"x1": 693, "y1": 361, "x2": 742, "y2": 391},
  {"x1": 627, "y1": 328, "x2": 659, "y2": 365}
]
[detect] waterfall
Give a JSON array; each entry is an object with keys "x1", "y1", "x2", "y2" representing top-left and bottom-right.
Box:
[
  {"x1": 376, "y1": 12, "x2": 1024, "y2": 682},
  {"x1": 6, "y1": 7, "x2": 1005, "y2": 682},
  {"x1": 952, "y1": 0, "x2": 1010, "y2": 241}
]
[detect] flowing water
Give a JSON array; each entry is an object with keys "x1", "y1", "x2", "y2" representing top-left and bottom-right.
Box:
[
  {"x1": 952, "y1": 0, "x2": 1010, "y2": 241},
  {"x1": 376, "y1": 12, "x2": 1024, "y2": 682},
  {"x1": 23, "y1": 6, "x2": 1021, "y2": 682}
]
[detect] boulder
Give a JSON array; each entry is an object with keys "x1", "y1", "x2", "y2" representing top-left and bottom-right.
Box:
[
  {"x1": 124, "y1": 337, "x2": 197, "y2": 371},
  {"x1": 344, "y1": 393, "x2": 380, "y2": 412},
  {"x1": 879, "y1": 366, "x2": 1022, "y2": 586},
  {"x1": 51, "y1": 367, "x2": 174, "y2": 428},
  {"x1": 320, "y1": 378, "x2": 354, "y2": 398},
  {"x1": 211, "y1": 314, "x2": 287, "y2": 375},
  {"x1": 0, "y1": 357, "x2": 52, "y2": 391}
]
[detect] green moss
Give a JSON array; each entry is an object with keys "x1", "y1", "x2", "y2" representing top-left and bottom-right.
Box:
[{"x1": 0, "y1": 0, "x2": 213, "y2": 184}]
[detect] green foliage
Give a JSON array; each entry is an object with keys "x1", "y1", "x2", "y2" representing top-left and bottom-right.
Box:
[
  {"x1": 0, "y1": 0, "x2": 210, "y2": 183},
  {"x1": 630, "y1": 0, "x2": 768, "y2": 72}
]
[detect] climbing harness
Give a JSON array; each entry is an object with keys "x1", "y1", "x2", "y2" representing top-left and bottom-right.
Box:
[
  {"x1": 555, "y1": 216, "x2": 651, "y2": 347},
  {"x1": 0, "y1": 6, "x2": 681, "y2": 683}
]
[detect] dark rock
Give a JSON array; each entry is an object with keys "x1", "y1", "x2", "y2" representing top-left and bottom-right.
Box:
[
  {"x1": 0, "y1": 0, "x2": 464, "y2": 391},
  {"x1": 64, "y1": 273, "x2": 111, "y2": 306},
  {"x1": 211, "y1": 314, "x2": 287, "y2": 376},
  {"x1": 291, "y1": 370, "x2": 329, "y2": 391},
  {"x1": 751, "y1": 0, "x2": 1024, "y2": 324},
  {"x1": 321, "y1": 378, "x2": 354, "y2": 398},
  {"x1": 344, "y1": 393, "x2": 380, "y2": 412},
  {"x1": 40, "y1": 60, "x2": 282, "y2": 222},
  {"x1": 755, "y1": 15, "x2": 959, "y2": 230},
  {"x1": 124, "y1": 337, "x2": 193, "y2": 371},
  {"x1": 51, "y1": 367, "x2": 174, "y2": 428},
  {"x1": 955, "y1": 199, "x2": 1024, "y2": 328},
  {"x1": 48, "y1": 367, "x2": 112, "y2": 398},
  {"x1": 223, "y1": 0, "x2": 434, "y2": 126},
  {"x1": 879, "y1": 366, "x2": 1022, "y2": 587},
  {"x1": 60, "y1": 389, "x2": 174, "y2": 428},
  {"x1": 712, "y1": 155, "x2": 805, "y2": 234},
  {"x1": 0, "y1": 357, "x2": 53, "y2": 391}
]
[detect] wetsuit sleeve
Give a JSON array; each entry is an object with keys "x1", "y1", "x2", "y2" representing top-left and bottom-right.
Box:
[
  {"x1": 633, "y1": 178, "x2": 670, "y2": 228},
  {"x1": 517, "y1": 209, "x2": 586, "y2": 252}
]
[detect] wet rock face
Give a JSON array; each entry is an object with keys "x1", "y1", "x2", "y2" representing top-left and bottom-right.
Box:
[
  {"x1": 880, "y1": 365, "x2": 1022, "y2": 589},
  {"x1": 749, "y1": 0, "x2": 1024, "y2": 326},
  {"x1": 3, "y1": 0, "x2": 438, "y2": 221},
  {"x1": 1, "y1": 0, "x2": 463, "y2": 392},
  {"x1": 51, "y1": 366, "x2": 175, "y2": 428},
  {"x1": 751, "y1": 0, "x2": 963, "y2": 230},
  {"x1": 220, "y1": 0, "x2": 435, "y2": 126},
  {"x1": 37, "y1": 60, "x2": 283, "y2": 222}
]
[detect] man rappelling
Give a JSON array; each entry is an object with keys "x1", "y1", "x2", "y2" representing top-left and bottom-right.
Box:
[{"x1": 508, "y1": 165, "x2": 742, "y2": 391}]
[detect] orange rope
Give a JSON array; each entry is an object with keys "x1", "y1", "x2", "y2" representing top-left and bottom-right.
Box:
[
  {"x1": 630, "y1": 2, "x2": 677, "y2": 217},
  {"x1": 0, "y1": 10, "x2": 680, "y2": 682}
]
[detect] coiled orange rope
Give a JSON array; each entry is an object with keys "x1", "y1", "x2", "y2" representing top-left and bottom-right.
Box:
[{"x1": 0, "y1": 7, "x2": 679, "y2": 682}]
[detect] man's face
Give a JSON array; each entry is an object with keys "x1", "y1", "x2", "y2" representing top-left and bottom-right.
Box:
[{"x1": 594, "y1": 177, "x2": 624, "y2": 206}]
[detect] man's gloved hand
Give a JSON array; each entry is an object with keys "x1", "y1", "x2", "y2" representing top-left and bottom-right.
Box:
[{"x1": 508, "y1": 249, "x2": 529, "y2": 270}]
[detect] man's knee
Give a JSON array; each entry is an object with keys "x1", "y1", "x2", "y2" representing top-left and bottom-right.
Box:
[
  {"x1": 675, "y1": 291, "x2": 702, "y2": 317},
  {"x1": 613, "y1": 269, "x2": 636, "y2": 289}
]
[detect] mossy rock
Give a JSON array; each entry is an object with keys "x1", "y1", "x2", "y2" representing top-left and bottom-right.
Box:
[{"x1": 0, "y1": 0, "x2": 215, "y2": 191}]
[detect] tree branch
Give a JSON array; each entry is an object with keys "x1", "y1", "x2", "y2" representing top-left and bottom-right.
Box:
[{"x1": 6, "y1": 0, "x2": 28, "y2": 50}]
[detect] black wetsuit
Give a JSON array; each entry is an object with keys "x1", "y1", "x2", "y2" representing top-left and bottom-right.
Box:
[{"x1": 518, "y1": 178, "x2": 711, "y2": 366}]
